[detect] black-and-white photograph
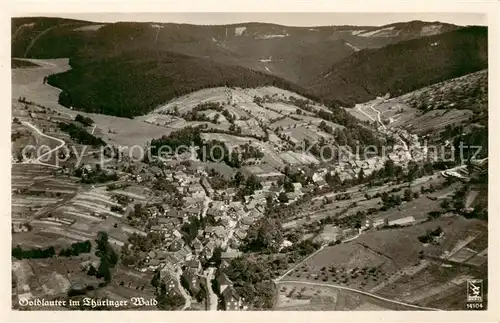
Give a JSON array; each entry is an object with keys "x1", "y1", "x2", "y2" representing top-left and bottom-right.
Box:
[{"x1": 9, "y1": 9, "x2": 491, "y2": 314}]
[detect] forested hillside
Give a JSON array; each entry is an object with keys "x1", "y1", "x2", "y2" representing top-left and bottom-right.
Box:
[
  {"x1": 310, "y1": 26, "x2": 488, "y2": 106},
  {"x1": 47, "y1": 50, "x2": 326, "y2": 118}
]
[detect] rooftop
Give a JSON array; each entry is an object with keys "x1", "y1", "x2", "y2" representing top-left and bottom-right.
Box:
[{"x1": 242, "y1": 164, "x2": 284, "y2": 178}]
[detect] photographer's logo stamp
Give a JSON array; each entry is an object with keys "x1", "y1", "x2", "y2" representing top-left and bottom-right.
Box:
[{"x1": 467, "y1": 279, "x2": 483, "y2": 303}]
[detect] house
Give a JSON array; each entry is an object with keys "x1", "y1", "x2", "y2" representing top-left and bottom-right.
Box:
[
  {"x1": 242, "y1": 164, "x2": 285, "y2": 184},
  {"x1": 177, "y1": 246, "x2": 193, "y2": 262},
  {"x1": 220, "y1": 260, "x2": 230, "y2": 269},
  {"x1": 148, "y1": 259, "x2": 161, "y2": 270},
  {"x1": 221, "y1": 249, "x2": 242, "y2": 260},
  {"x1": 206, "y1": 207, "x2": 220, "y2": 217},
  {"x1": 192, "y1": 238, "x2": 203, "y2": 253},
  {"x1": 188, "y1": 183, "x2": 206, "y2": 198},
  {"x1": 147, "y1": 206, "x2": 159, "y2": 216},
  {"x1": 157, "y1": 217, "x2": 172, "y2": 226},
  {"x1": 233, "y1": 229, "x2": 247, "y2": 241},
  {"x1": 160, "y1": 269, "x2": 177, "y2": 291},
  {"x1": 286, "y1": 191, "x2": 300, "y2": 202},
  {"x1": 244, "y1": 199, "x2": 259, "y2": 211},
  {"x1": 195, "y1": 166, "x2": 206, "y2": 175},
  {"x1": 205, "y1": 226, "x2": 216, "y2": 237},
  {"x1": 150, "y1": 225, "x2": 163, "y2": 232},
  {"x1": 292, "y1": 182, "x2": 302, "y2": 192},
  {"x1": 184, "y1": 196, "x2": 205, "y2": 206},
  {"x1": 150, "y1": 166, "x2": 163, "y2": 176},
  {"x1": 225, "y1": 188, "x2": 237, "y2": 197},
  {"x1": 160, "y1": 204, "x2": 170, "y2": 214},
  {"x1": 312, "y1": 171, "x2": 327, "y2": 187},
  {"x1": 248, "y1": 208, "x2": 263, "y2": 219},
  {"x1": 216, "y1": 272, "x2": 233, "y2": 294},
  {"x1": 156, "y1": 250, "x2": 169, "y2": 260},
  {"x1": 181, "y1": 269, "x2": 201, "y2": 295},
  {"x1": 147, "y1": 251, "x2": 157, "y2": 259},
  {"x1": 82, "y1": 164, "x2": 93, "y2": 174},
  {"x1": 201, "y1": 177, "x2": 214, "y2": 197},
  {"x1": 186, "y1": 259, "x2": 202, "y2": 272},
  {"x1": 185, "y1": 207, "x2": 202, "y2": 218},
  {"x1": 202, "y1": 241, "x2": 216, "y2": 259},
  {"x1": 240, "y1": 216, "x2": 254, "y2": 228},
  {"x1": 164, "y1": 276, "x2": 177, "y2": 292},
  {"x1": 222, "y1": 286, "x2": 245, "y2": 311},
  {"x1": 166, "y1": 209, "x2": 184, "y2": 220},
  {"x1": 228, "y1": 237, "x2": 240, "y2": 250},
  {"x1": 174, "y1": 171, "x2": 188, "y2": 183},
  {"x1": 169, "y1": 239, "x2": 184, "y2": 252},
  {"x1": 218, "y1": 216, "x2": 231, "y2": 227},
  {"x1": 213, "y1": 226, "x2": 226, "y2": 240}
]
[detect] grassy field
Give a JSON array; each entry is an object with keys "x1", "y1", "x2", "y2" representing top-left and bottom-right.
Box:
[
  {"x1": 283, "y1": 215, "x2": 487, "y2": 309},
  {"x1": 11, "y1": 163, "x2": 80, "y2": 227},
  {"x1": 346, "y1": 70, "x2": 486, "y2": 137},
  {"x1": 276, "y1": 281, "x2": 417, "y2": 311},
  {"x1": 12, "y1": 58, "x2": 172, "y2": 150}
]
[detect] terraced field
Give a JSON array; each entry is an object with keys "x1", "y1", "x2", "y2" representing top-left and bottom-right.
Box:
[{"x1": 281, "y1": 216, "x2": 487, "y2": 310}]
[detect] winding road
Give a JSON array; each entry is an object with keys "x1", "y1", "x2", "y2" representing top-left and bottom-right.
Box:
[
  {"x1": 275, "y1": 246, "x2": 326, "y2": 283},
  {"x1": 276, "y1": 229, "x2": 362, "y2": 282},
  {"x1": 205, "y1": 267, "x2": 218, "y2": 311},
  {"x1": 173, "y1": 269, "x2": 192, "y2": 311},
  {"x1": 369, "y1": 104, "x2": 386, "y2": 130},
  {"x1": 21, "y1": 120, "x2": 65, "y2": 168},
  {"x1": 355, "y1": 105, "x2": 375, "y2": 122},
  {"x1": 272, "y1": 227, "x2": 443, "y2": 311},
  {"x1": 277, "y1": 280, "x2": 441, "y2": 311}
]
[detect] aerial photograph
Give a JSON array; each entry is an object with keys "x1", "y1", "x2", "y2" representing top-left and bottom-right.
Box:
[{"x1": 10, "y1": 12, "x2": 488, "y2": 311}]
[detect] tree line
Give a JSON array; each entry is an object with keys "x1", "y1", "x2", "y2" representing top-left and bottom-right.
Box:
[{"x1": 12, "y1": 240, "x2": 92, "y2": 260}]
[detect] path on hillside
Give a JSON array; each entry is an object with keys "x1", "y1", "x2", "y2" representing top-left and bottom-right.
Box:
[
  {"x1": 174, "y1": 270, "x2": 192, "y2": 311},
  {"x1": 276, "y1": 280, "x2": 441, "y2": 311},
  {"x1": 275, "y1": 230, "x2": 362, "y2": 282},
  {"x1": 12, "y1": 23, "x2": 34, "y2": 42},
  {"x1": 440, "y1": 157, "x2": 488, "y2": 179},
  {"x1": 275, "y1": 246, "x2": 326, "y2": 282},
  {"x1": 205, "y1": 267, "x2": 218, "y2": 311},
  {"x1": 24, "y1": 23, "x2": 83, "y2": 57},
  {"x1": 356, "y1": 105, "x2": 375, "y2": 122},
  {"x1": 21, "y1": 121, "x2": 65, "y2": 168},
  {"x1": 369, "y1": 104, "x2": 386, "y2": 130}
]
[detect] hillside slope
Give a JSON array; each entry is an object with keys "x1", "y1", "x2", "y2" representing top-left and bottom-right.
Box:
[
  {"x1": 12, "y1": 18, "x2": 460, "y2": 86},
  {"x1": 11, "y1": 17, "x2": 97, "y2": 58},
  {"x1": 309, "y1": 26, "x2": 488, "y2": 106},
  {"x1": 47, "y1": 50, "x2": 324, "y2": 118}
]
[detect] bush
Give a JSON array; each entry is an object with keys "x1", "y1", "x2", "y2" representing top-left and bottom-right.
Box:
[{"x1": 75, "y1": 114, "x2": 94, "y2": 127}]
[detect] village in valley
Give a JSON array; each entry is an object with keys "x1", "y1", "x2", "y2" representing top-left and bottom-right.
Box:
[{"x1": 10, "y1": 17, "x2": 488, "y2": 312}]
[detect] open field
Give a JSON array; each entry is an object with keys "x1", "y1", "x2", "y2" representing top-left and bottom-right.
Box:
[
  {"x1": 200, "y1": 132, "x2": 290, "y2": 169},
  {"x1": 11, "y1": 164, "x2": 55, "y2": 190},
  {"x1": 346, "y1": 70, "x2": 486, "y2": 137},
  {"x1": 13, "y1": 58, "x2": 351, "y2": 169},
  {"x1": 12, "y1": 58, "x2": 172, "y2": 149},
  {"x1": 12, "y1": 179, "x2": 150, "y2": 250},
  {"x1": 284, "y1": 174, "x2": 447, "y2": 229},
  {"x1": 282, "y1": 216, "x2": 487, "y2": 310},
  {"x1": 275, "y1": 281, "x2": 428, "y2": 311},
  {"x1": 374, "y1": 263, "x2": 485, "y2": 310},
  {"x1": 11, "y1": 164, "x2": 80, "y2": 224}
]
